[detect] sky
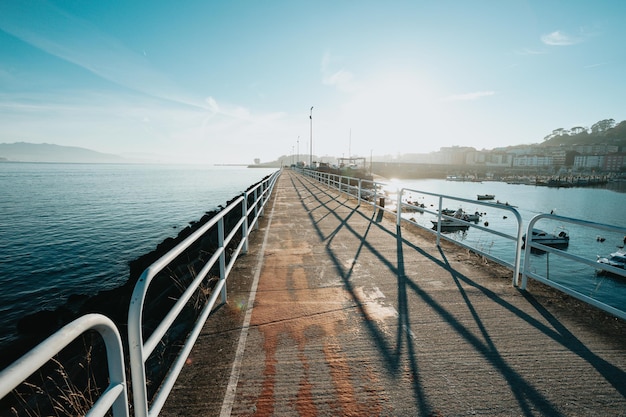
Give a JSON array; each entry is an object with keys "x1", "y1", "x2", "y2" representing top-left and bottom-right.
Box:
[{"x1": 1, "y1": 1, "x2": 625, "y2": 165}]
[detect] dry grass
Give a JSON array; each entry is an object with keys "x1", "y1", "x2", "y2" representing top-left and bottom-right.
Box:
[{"x1": 7, "y1": 343, "x2": 105, "y2": 417}]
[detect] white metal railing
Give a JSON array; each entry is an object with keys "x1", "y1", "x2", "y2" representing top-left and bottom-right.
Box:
[
  {"x1": 0, "y1": 314, "x2": 129, "y2": 417},
  {"x1": 396, "y1": 187, "x2": 524, "y2": 285},
  {"x1": 299, "y1": 168, "x2": 383, "y2": 207},
  {"x1": 521, "y1": 213, "x2": 626, "y2": 321},
  {"x1": 128, "y1": 169, "x2": 279, "y2": 417},
  {"x1": 297, "y1": 168, "x2": 626, "y2": 319}
]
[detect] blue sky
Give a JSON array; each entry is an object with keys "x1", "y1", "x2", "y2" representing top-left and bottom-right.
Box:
[{"x1": 1, "y1": 1, "x2": 625, "y2": 164}]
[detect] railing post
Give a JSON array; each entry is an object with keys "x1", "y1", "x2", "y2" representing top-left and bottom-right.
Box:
[
  {"x1": 260, "y1": 183, "x2": 266, "y2": 217},
  {"x1": 396, "y1": 188, "x2": 402, "y2": 226},
  {"x1": 128, "y1": 271, "x2": 150, "y2": 417},
  {"x1": 242, "y1": 192, "x2": 249, "y2": 254},
  {"x1": 513, "y1": 220, "x2": 524, "y2": 287},
  {"x1": 358, "y1": 179, "x2": 362, "y2": 205},
  {"x1": 218, "y1": 217, "x2": 227, "y2": 303},
  {"x1": 254, "y1": 188, "x2": 260, "y2": 222},
  {"x1": 436, "y1": 197, "x2": 443, "y2": 246}
]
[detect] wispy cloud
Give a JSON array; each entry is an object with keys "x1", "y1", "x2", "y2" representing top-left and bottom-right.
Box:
[
  {"x1": 584, "y1": 62, "x2": 608, "y2": 69},
  {"x1": 440, "y1": 91, "x2": 495, "y2": 102},
  {"x1": 541, "y1": 30, "x2": 583, "y2": 46},
  {"x1": 515, "y1": 48, "x2": 547, "y2": 55}
]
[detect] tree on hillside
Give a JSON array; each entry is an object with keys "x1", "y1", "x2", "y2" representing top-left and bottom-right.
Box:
[
  {"x1": 541, "y1": 118, "x2": 626, "y2": 147},
  {"x1": 590, "y1": 119, "x2": 615, "y2": 134},
  {"x1": 605, "y1": 120, "x2": 626, "y2": 139}
]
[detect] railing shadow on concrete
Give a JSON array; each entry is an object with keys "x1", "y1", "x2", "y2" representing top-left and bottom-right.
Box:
[
  {"x1": 128, "y1": 170, "x2": 280, "y2": 417},
  {"x1": 291, "y1": 171, "x2": 626, "y2": 414},
  {"x1": 0, "y1": 314, "x2": 129, "y2": 417}
]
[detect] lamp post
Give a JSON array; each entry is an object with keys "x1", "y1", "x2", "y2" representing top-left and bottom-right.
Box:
[
  {"x1": 309, "y1": 106, "x2": 313, "y2": 167},
  {"x1": 297, "y1": 136, "x2": 299, "y2": 166}
]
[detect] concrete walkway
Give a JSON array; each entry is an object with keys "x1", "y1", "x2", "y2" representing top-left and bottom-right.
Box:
[{"x1": 162, "y1": 170, "x2": 626, "y2": 416}]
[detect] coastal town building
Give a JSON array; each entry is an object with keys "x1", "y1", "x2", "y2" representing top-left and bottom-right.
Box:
[
  {"x1": 604, "y1": 153, "x2": 626, "y2": 171},
  {"x1": 573, "y1": 154, "x2": 605, "y2": 170},
  {"x1": 385, "y1": 142, "x2": 626, "y2": 174}
]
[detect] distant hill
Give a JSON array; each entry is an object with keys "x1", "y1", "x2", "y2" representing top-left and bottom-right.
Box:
[
  {"x1": 0, "y1": 142, "x2": 126, "y2": 163},
  {"x1": 540, "y1": 119, "x2": 626, "y2": 148}
]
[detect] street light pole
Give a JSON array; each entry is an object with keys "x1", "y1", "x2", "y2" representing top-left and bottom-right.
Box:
[
  {"x1": 309, "y1": 106, "x2": 313, "y2": 167},
  {"x1": 297, "y1": 136, "x2": 299, "y2": 166}
]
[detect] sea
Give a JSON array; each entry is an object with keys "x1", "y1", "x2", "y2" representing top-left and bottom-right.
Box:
[
  {"x1": 0, "y1": 163, "x2": 277, "y2": 348},
  {"x1": 1, "y1": 164, "x2": 625, "y2": 350}
]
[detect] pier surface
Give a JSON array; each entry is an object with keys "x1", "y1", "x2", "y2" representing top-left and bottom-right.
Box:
[{"x1": 162, "y1": 170, "x2": 626, "y2": 416}]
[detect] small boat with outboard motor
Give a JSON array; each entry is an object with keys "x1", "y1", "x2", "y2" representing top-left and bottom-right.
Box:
[{"x1": 522, "y1": 228, "x2": 569, "y2": 250}]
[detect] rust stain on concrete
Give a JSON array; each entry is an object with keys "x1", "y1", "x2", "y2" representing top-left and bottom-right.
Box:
[{"x1": 246, "y1": 216, "x2": 383, "y2": 416}]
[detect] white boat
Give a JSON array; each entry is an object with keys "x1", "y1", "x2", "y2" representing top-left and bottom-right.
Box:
[
  {"x1": 597, "y1": 249, "x2": 626, "y2": 275},
  {"x1": 439, "y1": 208, "x2": 481, "y2": 222},
  {"x1": 431, "y1": 219, "x2": 470, "y2": 231},
  {"x1": 522, "y1": 228, "x2": 569, "y2": 249},
  {"x1": 464, "y1": 211, "x2": 481, "y2": 222}
]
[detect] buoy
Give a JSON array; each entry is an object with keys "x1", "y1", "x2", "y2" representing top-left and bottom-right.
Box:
[{"x1": 484, "y1": 221, "x2": 489, "y2": 227}]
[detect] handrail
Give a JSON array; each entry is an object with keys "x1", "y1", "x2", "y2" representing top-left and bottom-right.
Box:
[
  {"x1": 0, "y1": 314, "x2": 129, "y2": 417},
  {"x1": 396, "y1": 187, "x2": 524, "y2": 286},
  {"x1": 128, "y1": 169, "x2": 280, "y2": 417},
  {"x1": 521, "y1": 213, "x2": 626, "y2": 321}
]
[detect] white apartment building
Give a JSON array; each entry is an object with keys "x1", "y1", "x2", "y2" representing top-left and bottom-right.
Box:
[
  {"x1": 573, "y1": 154, "x2": 605, "y2": 169},
  {"x1": 512, "y1": 154, "x2": 554, "y2": 167}
]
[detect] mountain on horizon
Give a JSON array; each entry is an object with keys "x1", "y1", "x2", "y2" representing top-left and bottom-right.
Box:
[{"x1": 0, "y1": 142, "x2": 126, "y2": 163}]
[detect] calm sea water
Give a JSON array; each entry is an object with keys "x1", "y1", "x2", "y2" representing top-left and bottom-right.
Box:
[
  {"x1": 0, "y1": 163, "x2": 277, "y2": 346},
  {"x1": 385, "y1": 178, "x2": 626, "y2": 312}
]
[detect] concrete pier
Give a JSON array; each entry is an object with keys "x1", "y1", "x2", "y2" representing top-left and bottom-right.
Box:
[{"x1": 161, "y1": 170, "x2": 626, "y2": 416}]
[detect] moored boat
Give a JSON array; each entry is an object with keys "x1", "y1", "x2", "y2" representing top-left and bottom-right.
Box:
[
  {"x1": 439, "y1": 208, "x2": 481, "y2": 222},
  {"x1": 403, "y1": 201, "x2": 426, "y2": 213},
  {"x1": 491, "y1": 200, "x2": 517, "y2": 208},
  {"x1": 431, "y1": 219, "x2": 470, "y2": 232},
  {"x1": 477, "y1": 194, "x2": 495, "y2": 200},
  {"x1": 522, "y1": 228, "x2": 569, "y2": 250},
  {"x1": 597, "y1": 249, "x2": 626, "y2": 277}
]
